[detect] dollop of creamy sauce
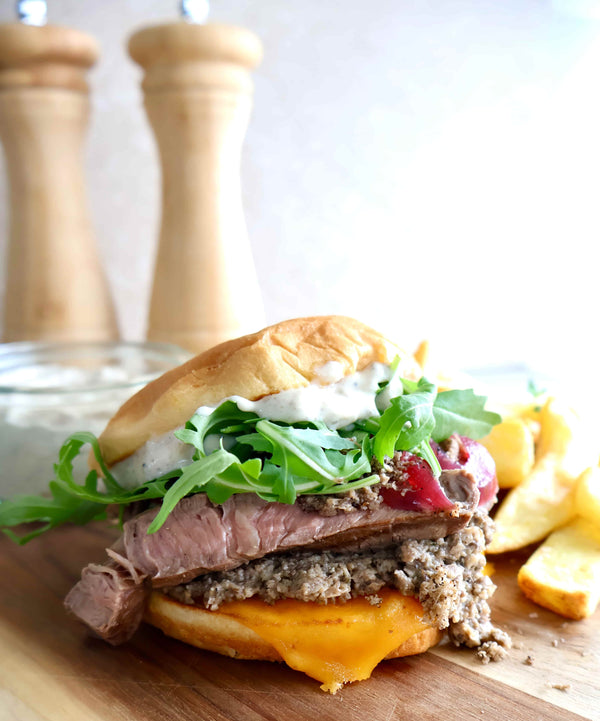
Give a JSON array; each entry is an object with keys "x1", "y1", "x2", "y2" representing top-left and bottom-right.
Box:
[
  {"x1": 111, "y1": 362, "x2": 397, "y2": 488},
  {"x1": 111, "y1": 433, "x2": 196, "y2": 488}
]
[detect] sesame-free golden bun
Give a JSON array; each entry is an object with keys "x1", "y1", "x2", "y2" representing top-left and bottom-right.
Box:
[
  {"x1": 98, "y1": 316, "x2": 421, "y2": 468},
  {"x1": 144, "y1": 591, "x2": 443, "y2": 663}
]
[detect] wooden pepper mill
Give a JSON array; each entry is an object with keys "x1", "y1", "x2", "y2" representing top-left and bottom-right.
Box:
[
  {"x1": 0, "y1": 15, "x2": 118, "y2": 342},
  {"x1": 128, "y1": 17, "x2": 265, "y2": 353}
]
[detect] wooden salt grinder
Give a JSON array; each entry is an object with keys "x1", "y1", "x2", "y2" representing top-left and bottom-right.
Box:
[
  {"x1": 0, "y1": 23, "x2": 118, "y2": 342},
  {"x1": 128, "y1": 23, "x2": 265, "y2": 353}
]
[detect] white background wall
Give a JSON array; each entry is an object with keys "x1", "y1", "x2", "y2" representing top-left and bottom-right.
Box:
[{"x1": 1, "y1": 0, "x2": 599, "y2": 380}]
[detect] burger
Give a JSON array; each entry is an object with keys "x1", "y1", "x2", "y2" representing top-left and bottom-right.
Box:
[{"x1": 0, "y1": 316, "x2": 510, "y2": 693}]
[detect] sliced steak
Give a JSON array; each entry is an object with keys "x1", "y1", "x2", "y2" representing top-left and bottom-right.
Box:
[
  {"x1": 122, "y1": 482, "x2": 478, "y2": 587},
  {"x1": 64, "y1": 561, "x2": 147, "y2": 645},
  {"x1": 65, "y1": 458, "x2": 480, "y2": 644}
]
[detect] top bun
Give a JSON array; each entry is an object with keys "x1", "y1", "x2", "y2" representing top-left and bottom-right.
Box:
[{"x1": 98, "y1": 316, "x2": 419, "y2": 467}]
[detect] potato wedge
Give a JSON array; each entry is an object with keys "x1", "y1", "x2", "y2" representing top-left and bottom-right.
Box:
[
  {"x1": 517, "y1": 516, "x2": 600, "y2": 620},
  {"x1": 481, "y1": 417, "x2": 535, "y2": 488},
  {"x1": 537, "y1": 397, "x2": 579, "y2": 458},
  {"x1": 575, "y1": 465, "x2": 600, "y2": 527},
  {"x1": 487, "y1": 454, "x2": 578, "y2": 554},
  {"x1": 487, "y1": 395, "x2": 598, "y2": 554}
]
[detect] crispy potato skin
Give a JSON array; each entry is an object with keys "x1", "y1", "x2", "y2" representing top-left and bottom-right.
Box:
[
  {"x1": 517, "y1": 517, "x2": 600, "y2": 620},
  {"x1": 484, "y1": 395, "x2": 600, "y2": 620}
]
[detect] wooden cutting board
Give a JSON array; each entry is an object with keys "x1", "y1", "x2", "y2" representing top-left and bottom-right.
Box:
[{"x1": 1, "y1": 522, "x2": 598, "y2": 721}]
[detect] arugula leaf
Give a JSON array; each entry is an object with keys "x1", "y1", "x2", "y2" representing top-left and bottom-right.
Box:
[
  {"x1": 202, "y1": 457, "x2": 266, "y2": 505},
  {"x1": 413, "y1": 439, "x2": 442, "y2": 478},
  {"x1": 375, "y1": 355, "x2": 403, "y2": 407},
  {"x1": 0, "y1": 482, "x2": 107, "y2": 545},
  {"x1": 256, "y1": 421, "x2": 359, "y2": 482},
  {"x1": 147, "y1": 449, "x2": 239, "y2": 533},
  {"x1": 0, "y1": 371, "x2": 501, "y2": 543},
  {"x1": 373, "y1": 378, "x2": 437, "y2": 463},
  {"x1": 371, "y1": 380, "x2": 500, "y2": 474},
  {"x1": 174, "y1": 402, "x2": 260, "y2": 458},
  {"x1": 432, "y1": 389, "x2": 501, "y2": 442},
  {"x1": 0, "y1": 430, "x2": 184, "y2": 543},
  {"x1": 254, "y1": 421, "x2": 371, "y2": 504}
]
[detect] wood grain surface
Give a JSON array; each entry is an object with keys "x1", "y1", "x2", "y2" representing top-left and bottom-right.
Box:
[{"x1": 0, "y1": 522, "x2": 598, "y2": 721}]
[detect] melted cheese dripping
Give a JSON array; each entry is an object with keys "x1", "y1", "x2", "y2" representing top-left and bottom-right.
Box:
[{"x1": 218, "y1": 589, "x2": 431, "y2": 693}]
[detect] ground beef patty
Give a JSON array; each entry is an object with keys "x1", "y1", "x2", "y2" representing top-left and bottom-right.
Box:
[{"x1": 164, "y1": 510, "x2": 510, "y2": 662}]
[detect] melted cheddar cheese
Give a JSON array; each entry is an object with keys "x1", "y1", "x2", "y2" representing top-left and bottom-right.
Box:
[
  {"x1": 484, "y1": 561, "x2": 495, "y2": 576},
  {"x1": 217, "y1": 589, "x2": 432, "y2": 693}
]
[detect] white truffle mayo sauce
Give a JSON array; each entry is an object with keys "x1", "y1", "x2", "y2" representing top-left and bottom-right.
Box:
[{"x1": 111, "y1": 361, "x2": 400, "y2": 488}]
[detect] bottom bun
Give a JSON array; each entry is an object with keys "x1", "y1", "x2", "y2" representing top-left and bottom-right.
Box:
[{"x1": 145, "y1": 590, "x2": 443, "y2": 664}]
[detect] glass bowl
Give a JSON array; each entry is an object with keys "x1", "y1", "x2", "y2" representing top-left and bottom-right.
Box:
[{"x1": 0, "y1": 341, "x2": 191, "y2": 497}]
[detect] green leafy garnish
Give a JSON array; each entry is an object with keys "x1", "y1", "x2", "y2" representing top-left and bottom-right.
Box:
[
  {"x1": 372, "y1": 378, "x2": 437, "y2": 462},
  {"x1": 0, "y1": 371, "x2": 501, "y2": 543},
  {"x1": 432, "y1": 389, "x2": 502, "y2": 443},
  {"x1": 0, "y1": 432, "x2": 180, "y2": 543},
  {"x1": 146, "y1": 449, "x2": 242, "y2": 533},
  {"x1": 527, "y1": 378, "x2": 547, "y2": 399}
]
